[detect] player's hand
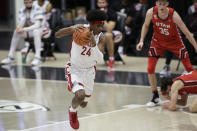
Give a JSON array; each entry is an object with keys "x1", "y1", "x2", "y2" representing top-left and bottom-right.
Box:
[
  {"x1": 74, "y1": 25, "x2": 85, "y2": 32},
  {"x1": 136, "y1": 42, "x2": 144, "y2": 51},
  {"x1": 163, "y1": 102, "x2": 170, "y2": 109},
  {"x1": 16, "y1": 28, "x2": 24, "y2": 34}
]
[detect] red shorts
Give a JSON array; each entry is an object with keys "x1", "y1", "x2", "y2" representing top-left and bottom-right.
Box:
[{"x1": 148, "y1": 38, "x2": 189, "y2": 59}]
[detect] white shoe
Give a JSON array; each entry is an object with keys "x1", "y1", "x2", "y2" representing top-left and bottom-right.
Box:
[
  {"x1": 1, "y1": 56, "x2": 15, "y2": 64},
  {"x1": 146, "y1": 98, "x2": 161, "y2": 107},
  {"x1": 31, "y1": 57, "x2": 41, "y2": 66},
  {"x1": 160, "y1": 65, "x2": 171, "y2": 77},
  {"x1": 182, "y1": 70, "x2": 188, "y2": 75}
]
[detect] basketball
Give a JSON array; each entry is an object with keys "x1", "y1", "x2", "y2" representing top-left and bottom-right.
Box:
[{"x1": 73, "y1": 28, "x2": 90, "y2": 46}]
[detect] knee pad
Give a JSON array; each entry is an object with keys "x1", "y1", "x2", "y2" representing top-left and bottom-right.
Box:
[{"x1": 147, "y1": 57, "x2": 158, "y2": 74}]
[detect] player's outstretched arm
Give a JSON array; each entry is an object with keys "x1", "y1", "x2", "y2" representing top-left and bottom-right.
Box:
[
  {"x1": 55, "y1": 24, "x2": 83, "y2": 38},
  {"x1": 173, "y1": 11, "x2": 197, "y2": 52},
  {"x1": 168, "y1": 80, "x2": 184, "y2": 111},
  {"x1": 136, "y1": 8, "x2": 153, "y2": 51}
]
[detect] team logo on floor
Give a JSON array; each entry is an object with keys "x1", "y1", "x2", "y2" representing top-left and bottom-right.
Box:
[{"x1": 0, "y1": 100, "x2": 49, "y2": 113}]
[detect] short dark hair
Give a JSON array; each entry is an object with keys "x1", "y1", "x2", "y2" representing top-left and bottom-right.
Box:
[
  {"x1": 160, "y1": 77, "x2": 173, "y2": 92},
  {"x1": 86, "y1": 9, "x2": 107, "y2": 22}
]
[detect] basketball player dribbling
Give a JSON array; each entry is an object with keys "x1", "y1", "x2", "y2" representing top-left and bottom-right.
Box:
[
  {"x1": 136, "y1": 0, "x2": 197, "y2": 107},
  {"x1": 160, "y1": 71, "x2": 197, "y2": 113},
  {"x1": 55, "y1": 9, "x2": 107, "y2": 129}
]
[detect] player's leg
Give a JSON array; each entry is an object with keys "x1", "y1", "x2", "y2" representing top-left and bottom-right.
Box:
[
  {"x1": 72, "y1": 87, "x2": 86, "y2": 109},
  {"x1": 31, "y1": 28, "x2": 42, "y2": 66},
  {"x1": 146, "y1": 43, "x2": 164, "y2": 106},
  {"x1": 68, "y1": 83, "x2": 85, "y2": 129},
  {"x1": 147, "y1": 57, "x2": 160, "y2": 106},
  {"x1": 172, "y1": 43, "x2": 194, "y2": 73},
  {"x1": 180, "y1": 57, "x2": 194, "y2": 73},
  {"x1": 80, "y1": 67, "x2": 95, "y2": 108},
  {"x1": 80, "y1": 95, "x2": 90, "y2": 108},
  {"x1": 1, "y1": 30, "x2": 25, "y2": 64},
  {"x1": 189, "y1": 96, "x2": 197, "y2": 113},
  {"x1": 105, "y1": 32, "x2": 115, "y2": 68}
]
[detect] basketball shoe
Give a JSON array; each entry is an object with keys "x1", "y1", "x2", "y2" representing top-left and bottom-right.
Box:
[
  {"x1": 1, "y1": 56, "x2": 15, "y2": 64},
  {"x1": 146, "y1": 97, "x2": 161, "y2": 107},
  {"x1": 68, "y1": 107, "x2": 79, "y2": 129},
  {"x1": 108, "y1": 60, "x2": 114, "y2": 69},
  {"x1": 31, "y1": 57, "x2": 41, "y2": 66},
  {"x1": 146, "y1": 91, "x2": 161, "y2": 107},
  {"x1": 160, "y1": 65, "x2": 171, "y2": 77}
]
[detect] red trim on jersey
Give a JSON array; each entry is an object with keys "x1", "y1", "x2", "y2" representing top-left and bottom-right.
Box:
[
  {"x1": 149, "y1": 47, "x2": 157, "y2": 57},
  {"x1": 78, "y1": 82, "x2": 84, "y2": 87},
  {"x1": 180, "y1": 48, "x2": 187, "y2": 59},
  {"x1": 69, "y1": 40, "x2": 73, "y2": 57}
]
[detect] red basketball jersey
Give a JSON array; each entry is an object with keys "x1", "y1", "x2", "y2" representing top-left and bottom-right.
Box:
[
  {"x1": 152, "y1": 6, "x2": 182, "y2": 42},
  {"x1": 173, "y1": 71, "x2": 197, "y2": 95}
]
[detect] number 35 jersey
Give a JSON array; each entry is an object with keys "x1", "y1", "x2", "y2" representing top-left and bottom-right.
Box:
[
  {"x1": 70, "y1": 26, "x2": 103, "y2": 69},
  {"x1": 152, "y1": 6, "x2": 182, "y2": 42}
]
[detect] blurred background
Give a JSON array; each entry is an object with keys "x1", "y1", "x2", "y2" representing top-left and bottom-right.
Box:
[{"x1": 0, "y1": 0, "x2": 196, "y2": 63}]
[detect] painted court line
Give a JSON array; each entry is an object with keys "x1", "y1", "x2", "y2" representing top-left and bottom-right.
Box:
[{"x1": 8, "y1": 104, "x2": 146, "y2": 131}]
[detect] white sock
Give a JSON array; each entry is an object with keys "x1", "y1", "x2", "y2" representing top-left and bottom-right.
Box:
[
  {"x1": 109, "y1": 57, "x2": 114, "y2": 61},
  {"x1": 69, "y1": 106, "x2": 77, "y2": 112}
]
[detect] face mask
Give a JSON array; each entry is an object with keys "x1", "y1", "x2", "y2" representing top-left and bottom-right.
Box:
[{"x1": 26, "y1": 6, "x2": 32, "y2": 10}]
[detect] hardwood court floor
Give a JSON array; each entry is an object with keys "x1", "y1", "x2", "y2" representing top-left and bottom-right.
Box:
[{"x1": 0, "y1": 50, "x2": 196, "y2": 131}]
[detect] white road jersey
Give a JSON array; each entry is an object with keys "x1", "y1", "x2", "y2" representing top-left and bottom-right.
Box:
[
  {"x1": 18, "y1": 6, "x2": 44, "y2": 27},
  {"x1": 33, "y1": 0, "x2": 51, "y2": 20},
  {"x1": 70, "y1": 25, "x2": 104, "y2": 69}
]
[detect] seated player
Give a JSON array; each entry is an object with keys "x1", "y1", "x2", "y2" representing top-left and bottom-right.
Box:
[
  {"x1": 21, "y1": 0, "x2": 52, "y2": 54},
  {"x1": 1, "y1": 0, "x2": 50, "y2": 66},
  {"x1": 160, "y1": 71, "x2": 197, "y2": 113}
]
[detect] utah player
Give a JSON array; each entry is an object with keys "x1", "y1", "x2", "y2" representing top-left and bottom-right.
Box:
[
  {"x1": 160, "y1": 71, "x2": 197, "y2": 113},
  {"x1": 55, "y1": 9, "x2": 107, "y2": 129},
  {"x1": 136, "y1": 0, "x2": 197, "y2": 106}
]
